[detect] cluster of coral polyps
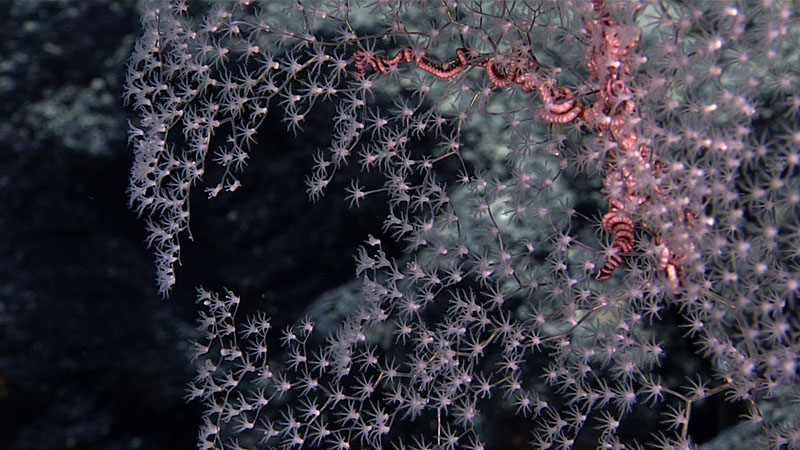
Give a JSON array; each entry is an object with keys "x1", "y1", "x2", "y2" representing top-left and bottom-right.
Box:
[{"x1": 354, "y1": 0, "x2": 690, "y2": 289}]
